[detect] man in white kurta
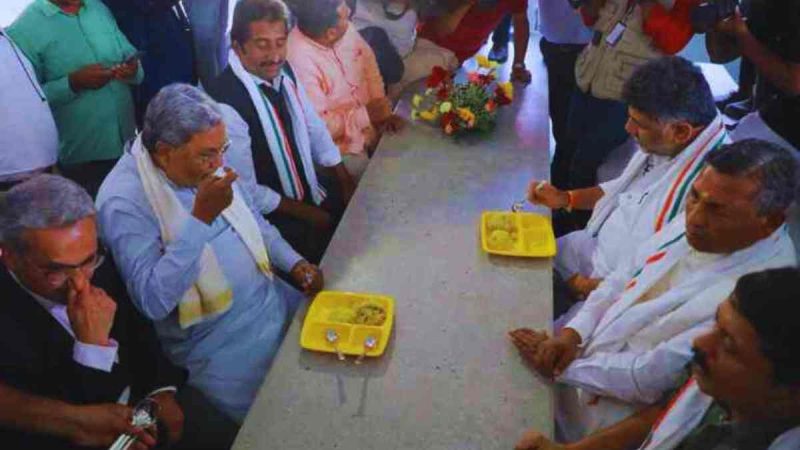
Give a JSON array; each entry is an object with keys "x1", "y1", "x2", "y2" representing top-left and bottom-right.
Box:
[
  {"x1": 527, "y1": 57, "x2": 726, "y2": 300},
  {"x1": 510, "y1": 140, "x2": 799, "y2": 441}
]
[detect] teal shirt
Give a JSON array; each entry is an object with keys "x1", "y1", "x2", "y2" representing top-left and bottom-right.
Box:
[{"x1": 8, "y1": 0, "x2": 143, "y2": 165}]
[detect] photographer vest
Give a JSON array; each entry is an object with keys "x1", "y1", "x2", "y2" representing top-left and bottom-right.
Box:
[{"x1": 575, "y1": 0, "x2": 674, "y2": 101}]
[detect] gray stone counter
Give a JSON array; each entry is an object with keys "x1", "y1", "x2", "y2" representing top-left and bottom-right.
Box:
[{"x1": 233, "y1": 61, "x2": 554, "y2": 450}]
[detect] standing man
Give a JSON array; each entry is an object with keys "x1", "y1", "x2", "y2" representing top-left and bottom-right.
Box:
[
  {"x1": 8, "y1": 0, "x2": 143, "y2": 197},
  {"x1": 186, "y1": 0, "x2": 230, "y2": 86},
  {"x1": 417, "y1": 0, "x2": 532, "y2": 83},
  {"x1": 102, "y1": 0, "x2": 197, "y2": 126},
  {"x1": 0, "y1": 28, "x2": 58, "y2": 191},
  {"x1": 537, "y1": 2, "x2": 592, "y2": 190},
  {"x1": 706, "y1": 0, "x2": 800, "y2": 152},
  {"x1": 205, "y1": 0, "x2": 355, "y2": 264}
]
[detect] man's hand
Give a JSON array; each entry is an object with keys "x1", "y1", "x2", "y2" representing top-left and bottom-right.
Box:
[
  {"x1": 69, "y1": 403, "x2": 157, "y2": 449},
  {"x1": 112, "y1": 57, "x2": 139, "y2": 80},
  {"x1": 290, "y1": 260, "x2": 324, "y2": 295},
  {"x1": 151, "y1": 392, "x2": 184, "y2": 445},
  {"x1": 511, "y1": 64, "x2": 532, "y2": 84},
  {"x1": 509, "y1": 328, "x2": 550, "y2": 364},
  {"x1": 68, "y1": 64, "x2": 113, "y2": 92},
  {"x1": 515, "y1": 430, "x2": 566, "y2": 450},
  {"x1": 302, "y1": 204, "x2": 334, "y2": 231},
  {"x1": 527, "y1": 181, "x2": 569, "y2": 210},
  {"x1": 533, "y1": 328, "x2": 582, "y2": 379},
  {"x1": 379, "y1": 114, "x2": 406, "y2": 134},
  {"x1": 714, "y1": 8, "x2": 748, "y2": 37},
  {"x1": 192, "y1": 167, "x2": 238, "y2": 225},
  {"x1": 66, "y1": 281, "x2": 116, "y2": 347},
  {"x1": 566, "y1": 274, "x2": 603, "y2": 300}
]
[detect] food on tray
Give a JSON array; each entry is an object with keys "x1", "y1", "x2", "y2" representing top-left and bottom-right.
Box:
[
  {"x1": 327, "y1": 302, "x2": 387, "y2": 326},
  {"x1": 489, "y1": 229, "x2": 515, "y2": 248},
  {"x1": 354, "y1": 304, "x2": 387, "y2": 326},
  {"x1": 487, "y1": 214, "x2": 515, "y2": 233}
]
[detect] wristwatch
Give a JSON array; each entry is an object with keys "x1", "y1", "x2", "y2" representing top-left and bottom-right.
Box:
[{"x1": 512, "y1": 62, "x2": 526, "y2": 70}]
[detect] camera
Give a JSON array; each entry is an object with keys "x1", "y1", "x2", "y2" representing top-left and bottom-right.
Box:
[{"x1": 690, "y1": 0, "x2": 739, "y2": 33}]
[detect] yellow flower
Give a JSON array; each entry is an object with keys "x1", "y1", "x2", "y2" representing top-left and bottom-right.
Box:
[
  {"x1": 476, "y1": 54, "x2": 492, "y2": 69},
  {"x1": 419, "y1": 107, "x2": 440, "y2": 122},
  {"x1": 499, "y1": 82, "x2": 514, "y2": 101},
  {"x1": 411, "y1": 109, "x2": 419, "y2": 121},
  {"x1": 457, "y1": 107, "x2": 475, "y2": 123},
  {"x1": 439, "y1": 101, "x2": 453, "y2": 113},
  {"x1": 412, "y1": 94, "x2": 423, "y2": 108}
]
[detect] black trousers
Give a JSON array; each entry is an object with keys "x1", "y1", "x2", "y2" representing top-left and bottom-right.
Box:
[{"x1": 539, "y1": 38, "x2": 586, "y2": 190}]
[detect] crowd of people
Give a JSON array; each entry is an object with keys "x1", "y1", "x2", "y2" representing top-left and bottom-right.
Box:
[{"x1": 0, "y1": 0, "x2": 798, "y2": 448}]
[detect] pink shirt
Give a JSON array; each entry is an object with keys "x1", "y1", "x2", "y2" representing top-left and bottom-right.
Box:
[{"x1": 287, "y1": 25, "x2": 389, "y2": 156}]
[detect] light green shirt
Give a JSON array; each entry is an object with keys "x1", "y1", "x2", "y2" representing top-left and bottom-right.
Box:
[{"x1": 8, "y1": 0, "x2": 143, "y2": 165}]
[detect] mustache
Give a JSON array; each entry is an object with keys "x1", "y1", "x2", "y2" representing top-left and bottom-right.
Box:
[
  {"x1": 260, "y1": 60, "x2": 284, "y2": 67},
  {"x1": 691, "y1": 347, "x2": 709, "y2": 372}
]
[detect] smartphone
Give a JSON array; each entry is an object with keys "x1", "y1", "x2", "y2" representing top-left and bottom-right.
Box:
[{"x1": 123, "y1": 50, "x2": 146, "y2": 64}]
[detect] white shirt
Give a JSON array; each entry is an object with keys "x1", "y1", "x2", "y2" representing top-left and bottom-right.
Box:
[
  {"x1": 593, "y1": 155, "x2": 672, "y2": 275},
  {"x1": 352, "y1": 0, "x2": 418, "y2": 57},
  {"x1": 0, "y1": 28, "x2": 58, "y2": 180}
]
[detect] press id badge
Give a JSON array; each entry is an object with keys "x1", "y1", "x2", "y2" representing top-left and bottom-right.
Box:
[{"x1": 605, "y1": 22, "x2": 626, "y2": 47}]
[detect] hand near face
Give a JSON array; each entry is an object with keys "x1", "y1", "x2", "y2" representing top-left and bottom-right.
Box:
[
  {"x1": 70, "y1": 403, "x2": 157, "y2": 449},
  {"x1": 67, "y1": 281, "x2": 117, "y2": 347},
  {"x1": 515, "y1": 430, "x2": 566, "y2": 450},
  {"x1": 714, "y1": 8, "x2": 748, "y2": 37},
  {"x1": 290, "y1": 260, "x2": 324, "y2": 295},
  {"x1": 191, "y1": 168, "x2": 238, "y2": 225}
]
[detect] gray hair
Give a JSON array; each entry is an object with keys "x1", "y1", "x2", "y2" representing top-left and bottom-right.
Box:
[
  {"x1": 231, "y1": 0, "x2": 293, "y2": 46},
  {"x1": 141, "y1": 83, "x2": 223, "y2": 152},
  {"x1": 705, "y1": 139, "x2": 799, "y2": 215},
  {"x1": 0, "y1": 175, "x2": 95, "y2": 251},
  {"x1": 622, "y1": 56, "x2": 717, "y2": 126}
]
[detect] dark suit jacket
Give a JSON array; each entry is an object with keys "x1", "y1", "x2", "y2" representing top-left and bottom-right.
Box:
[{"x1": 0, "y1": 263, "x2": 187, "y2": 449}]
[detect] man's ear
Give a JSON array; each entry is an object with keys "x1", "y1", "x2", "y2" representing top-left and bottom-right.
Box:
[
  {"x1": 670, "y1": 121, "x2": 696, "y2": 146},
  {"x1": 151, "y1": 141, "x2": 173, "y2": 168},
  {"x1": 232, "y1": 40, "x2": 245, "y2": 58}
]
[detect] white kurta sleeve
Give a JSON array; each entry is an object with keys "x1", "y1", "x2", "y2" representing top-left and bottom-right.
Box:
[
  {"x1": 219, "y1": 104, "x2": 282, "y2": 214},
  {"x1": 565, "y1": 259, "x2": 632, "y2": 343},
  {"x1": 295, "y1": 79, "x2": 342, "y2": 168},
  {"x1": 557, "y1": 319, "x2": 713, "y2": 404}
]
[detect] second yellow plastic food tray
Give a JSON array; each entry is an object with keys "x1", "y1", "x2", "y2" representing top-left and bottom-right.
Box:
[
  {"x1": 300, "y1": 291, "x2": 395, "y2": 357},
  {"x1": 480, "y1": 211, "x2": 557, "y2": 258}
]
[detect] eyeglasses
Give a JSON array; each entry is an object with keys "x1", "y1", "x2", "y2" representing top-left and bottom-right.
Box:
[
  {"x1": 197, "y1": 140, "x2": 232, "y2": 164},
  {"x1": 28, "y1": 246, "x2": 106, "y2": 286}
]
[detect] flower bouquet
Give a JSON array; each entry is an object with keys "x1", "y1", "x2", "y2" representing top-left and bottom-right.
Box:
[{"x1": 411, "y1": 55, "x2": 514, "y2": 136}]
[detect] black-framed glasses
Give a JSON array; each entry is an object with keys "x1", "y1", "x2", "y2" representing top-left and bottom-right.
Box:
[{"x1": 28, "y1": 246, "x2": 106, "y2": 286}]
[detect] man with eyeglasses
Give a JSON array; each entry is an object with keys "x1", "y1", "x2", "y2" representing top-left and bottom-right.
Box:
[
  {"x1": 0, "y1": 174, "x2": 237, "y2": 449},
  {"x1": 96, "y1": 83, "x2": 324, "y2": 424}
]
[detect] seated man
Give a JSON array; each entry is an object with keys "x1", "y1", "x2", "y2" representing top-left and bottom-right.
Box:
[
  {"x1": 510, "y1": 140, "x2": 798, "y2": 441},
  {"x1": 515, "y1": 267, "x2": 800, "y2": 450},
  {"x1": 416, "y1": 0, "x2": 532, "y2": 84},
  {"x1": 96, "y1": 84, "x2": 324, "y2": 422},
  {"x1": 527, "y1": 56, "x2": 725, "y2": 302},
  {"x1": 286, "y1": 0, "x2": 405, "y2": 181},
  {"x1": 205, "y1": 0, "x2": 355, "y2": 264},
  {"x1": 0, "y1": 175, "x2": 195, "y2": 449}
]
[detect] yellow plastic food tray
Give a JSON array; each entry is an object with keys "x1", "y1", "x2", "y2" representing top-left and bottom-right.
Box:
[
  {"x1": 480, "y1": 211, "x2": 557, "y2": 258},
  {"x1": 300, "y1": 291, "x2": 395, "y2": 357}
]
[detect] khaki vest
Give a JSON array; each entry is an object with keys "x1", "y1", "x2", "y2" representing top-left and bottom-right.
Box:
[{"x1": 575, "y1": 0, "x2": 674, "y2": 101}]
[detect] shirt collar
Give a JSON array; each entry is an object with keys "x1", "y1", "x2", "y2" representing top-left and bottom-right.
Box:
[
  {"x1": 37, "y1": 0, "x2": 86, "y2": 17},
  {"x1": 251, "y1": 71, "x2": 284, "y2": 90}
]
